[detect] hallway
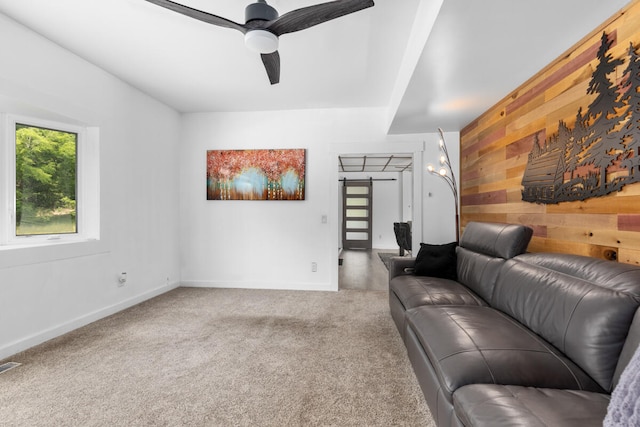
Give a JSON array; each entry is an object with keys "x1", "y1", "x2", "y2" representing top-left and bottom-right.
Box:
[{"x1": 339, "y1": 249, "x2": 401, "y2": 291}]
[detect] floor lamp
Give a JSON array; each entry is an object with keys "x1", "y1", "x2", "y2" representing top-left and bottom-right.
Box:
[{"x1": 426, "y1": 128, "x2": 460, "y2": 242}]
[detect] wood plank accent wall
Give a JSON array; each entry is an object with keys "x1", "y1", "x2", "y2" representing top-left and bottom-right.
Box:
[{"x1": 460, "y1": 1, "x2": 640, "y2": 265}]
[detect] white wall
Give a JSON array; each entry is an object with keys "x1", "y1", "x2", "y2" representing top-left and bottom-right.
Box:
[
  {"x1": 0, "y1": 14, "x2": 182, "y2": 359},
  {"x1": 179, "y1": 109, "x2": 425, "y2": 291},
  {"x1": 0, "y1": 13, "x2": 461, "y2": 359},
  {"x1": 337, "y1": 171, "x2": 403, "y2": 250},
  {"x1": 402, "y1": 170, "x2": 413, "y2": 222}
]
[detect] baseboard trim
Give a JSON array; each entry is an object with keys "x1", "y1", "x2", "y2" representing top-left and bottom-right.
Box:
[
  {"x1": 181, "y1": 280, "x2": 336, "y2": 292},
  {"x1": 0, "y1": 281, "x2": 180, "y2": 360}
]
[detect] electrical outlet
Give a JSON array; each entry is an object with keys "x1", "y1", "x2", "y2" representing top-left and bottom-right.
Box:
[
  {"x1": 311, "y1": 262, "x2": 317, "y2": 272},
  {"x1": 118, "y1": 272, "x2": 127, "y2": 287}
]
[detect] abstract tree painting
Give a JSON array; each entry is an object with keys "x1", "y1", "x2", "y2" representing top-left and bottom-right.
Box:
[{"x1": 207, "y1": 149, "x2": 305, "y2": 200}]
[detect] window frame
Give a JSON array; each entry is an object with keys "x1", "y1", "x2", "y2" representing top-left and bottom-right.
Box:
[{"x1": 0, "y1": 114, "x2": 100, "y2": 248}]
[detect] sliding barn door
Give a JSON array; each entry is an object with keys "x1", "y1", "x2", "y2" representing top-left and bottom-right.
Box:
[{"x1": 342, "y1": 181, "x2": 372, "y2": 249}]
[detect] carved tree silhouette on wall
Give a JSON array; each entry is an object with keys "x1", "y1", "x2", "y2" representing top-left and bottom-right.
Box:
[{"x1": 522, "y1": 32, "x2": 640, "y2": 204}]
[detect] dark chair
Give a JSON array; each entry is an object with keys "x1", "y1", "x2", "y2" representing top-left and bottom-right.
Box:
[{"x1": 393, "y1": 222, "x2": 412, "y2": 256}]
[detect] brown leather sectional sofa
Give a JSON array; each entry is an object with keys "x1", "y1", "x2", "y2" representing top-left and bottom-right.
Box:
[{"x1": 389, "y1": 221, "x2": 640, "y2": 426}]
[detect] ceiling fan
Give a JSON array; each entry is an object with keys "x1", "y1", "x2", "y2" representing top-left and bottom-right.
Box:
[{"x1": 144, "y1": 0, "x2": 375, "y2": 85}]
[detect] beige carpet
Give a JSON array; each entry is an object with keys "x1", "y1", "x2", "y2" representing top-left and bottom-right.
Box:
[{"x1": 0, "y1": 287, "x2": 433, "y2": 426}]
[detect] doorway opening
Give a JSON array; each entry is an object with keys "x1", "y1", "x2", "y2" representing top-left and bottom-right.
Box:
[{"x1": 337, "y1": 152, "x2": 416, "y2": 291}]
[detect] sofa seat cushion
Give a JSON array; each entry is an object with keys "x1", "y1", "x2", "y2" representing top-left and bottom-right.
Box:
[
  {"x1": 453, "y1": 384, "x2": 609, "y2": 427},
  {"x1": 405, "y1": 305, "x2": 602, "y2": 402},
  {"x1": 390, "y1": 275, "x2": 487, "y2": 309}
]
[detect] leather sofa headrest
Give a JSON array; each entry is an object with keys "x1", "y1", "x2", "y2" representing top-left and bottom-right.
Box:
[{"x1": 460, "y1": 222, "x2": 533, "y2": 259}]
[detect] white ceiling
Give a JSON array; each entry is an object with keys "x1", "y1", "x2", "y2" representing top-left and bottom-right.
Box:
[
  {"x1": 0, "y1": 0, "x2": 631, "y2": 134},
  {"x1": 388, "y1": 0, "x2": 632, "y2": 134}
]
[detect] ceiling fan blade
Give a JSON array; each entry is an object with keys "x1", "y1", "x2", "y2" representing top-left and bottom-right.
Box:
[
  {"x1": 267, "y1": 0, "x2": 374, "y2": 36},
  {"x1": 144, "y1": 0, "x2": 247, "y2": 33},
  {"x1": 261, "y1": 51, "x2": 280, "y2": 85}
]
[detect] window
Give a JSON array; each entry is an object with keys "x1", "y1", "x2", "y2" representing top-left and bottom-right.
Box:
[
  {"x1": 0, "y1": 115, "x2": 99, "y2": 247},
  {"x1": 15, "y1": 123, "x2": 78, "y2": 236}
]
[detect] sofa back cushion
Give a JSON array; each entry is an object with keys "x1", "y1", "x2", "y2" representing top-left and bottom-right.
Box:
[
  {"x1": 456, "y1": 222, "x2": 533, "y2": 301},
  {"x1": 459, "y1": 222, "x2": 533, "y2": 259},
  {"x1": 612, "y1": 309, "x2": 640, "y2": 389},
  {"x1": 492, "y1": 253, "x2": 640, "y2": 392},
  {"x1": 456, "y1": 248, "x2": 506, "y2": 302}
]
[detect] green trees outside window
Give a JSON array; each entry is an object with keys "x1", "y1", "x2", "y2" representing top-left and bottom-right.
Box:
[{"x1": 15, "y1": 124, "x2": 77, "y2": 236}]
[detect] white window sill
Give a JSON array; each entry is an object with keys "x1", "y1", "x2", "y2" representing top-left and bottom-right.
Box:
[{"x1": 0, "y1": 238, "x2": 108, "y2": 269}]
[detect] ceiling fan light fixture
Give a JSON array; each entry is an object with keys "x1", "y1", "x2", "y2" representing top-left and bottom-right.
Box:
[
  {"x1": 245, "y1": 0, "x2": 278, "y2": 23},
  {"x1": 244, "y1": 30, "x2": 279, "y2": 54},
  {"x1": 144, "y1": 0, "x2": 375, "y2": 84}
]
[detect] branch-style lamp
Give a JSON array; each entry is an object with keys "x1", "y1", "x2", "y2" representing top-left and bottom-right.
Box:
[{"x1": 426, "y1": 128, "x2": 460, "y2": 242}]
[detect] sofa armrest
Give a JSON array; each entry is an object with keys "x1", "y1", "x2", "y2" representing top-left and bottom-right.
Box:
[{"x1": 389, "y1": 257, "x2": 416, "y2": 281}]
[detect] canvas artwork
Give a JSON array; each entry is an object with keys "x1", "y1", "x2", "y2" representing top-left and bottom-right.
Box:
[{"x1": 207, "y1": 149, "x2": 306, "y2": 200}]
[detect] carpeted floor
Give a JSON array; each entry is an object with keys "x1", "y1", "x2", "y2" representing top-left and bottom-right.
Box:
[{"x1": 0, "y1": 287, "x2": 433, "y2": 426}]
